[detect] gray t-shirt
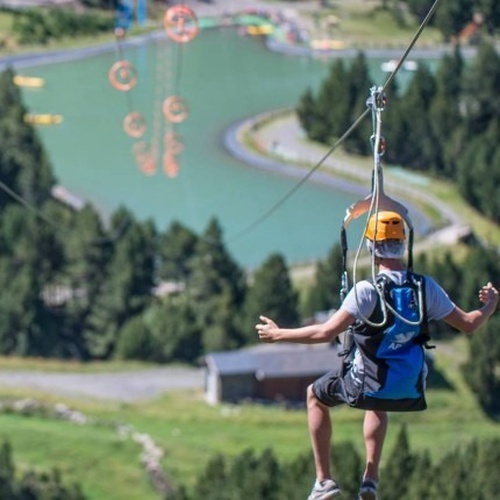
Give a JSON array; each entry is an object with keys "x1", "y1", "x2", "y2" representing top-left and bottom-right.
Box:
[{"x1": 341, "y1": 270, "x2": 456, "y2": 322}]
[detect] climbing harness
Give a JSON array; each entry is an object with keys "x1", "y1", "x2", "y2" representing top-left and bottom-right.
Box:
[{"x1": 340, "y1": 85, "x2": 423, "y2": 328}]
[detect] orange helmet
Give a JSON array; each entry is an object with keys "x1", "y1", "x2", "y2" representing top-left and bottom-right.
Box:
[{"x1": 365, "y1": 211, "x2": 405, "y2": 241}]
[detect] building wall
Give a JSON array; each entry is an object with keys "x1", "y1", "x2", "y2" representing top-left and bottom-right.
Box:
[
  {"x1": 256, "y1": 376, "x2": 318, "y2": 402},
  {"x1": 205, "y1": 369, "x2": 220, "y2": 405},
  {"x1": 219, "y1": 374, "x2": 256, "y2": 403}
]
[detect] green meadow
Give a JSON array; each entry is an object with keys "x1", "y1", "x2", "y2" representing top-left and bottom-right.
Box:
[{"x1": 0, "y1": 335, "x2": 499, "y2": 499}]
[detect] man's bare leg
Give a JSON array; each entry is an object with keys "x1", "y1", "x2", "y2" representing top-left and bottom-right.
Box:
[
  {"x1": 307, "y1": 384, "x2": 332, "y2": 481},
  {"x1": 363, "y1": 410, "x2": 388, "y2": 481}
]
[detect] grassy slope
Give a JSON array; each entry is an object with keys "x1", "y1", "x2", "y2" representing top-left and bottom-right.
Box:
[{"x1": 1, "y1": 336, "x2": 499, "y2": 498}]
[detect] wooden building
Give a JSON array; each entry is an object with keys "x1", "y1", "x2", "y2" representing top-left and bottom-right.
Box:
[{"x1": 204, "y1": 343, "x2": 341, "y2": 405}]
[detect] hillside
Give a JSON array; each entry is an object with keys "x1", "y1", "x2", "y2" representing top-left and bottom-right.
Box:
[{"x1": 0, "y1": 335, "x2": 499, "y2": 498}]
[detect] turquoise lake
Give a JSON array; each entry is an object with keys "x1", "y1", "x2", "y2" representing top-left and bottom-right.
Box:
[{"x1": 20, "y1": 29, "x2": 416, "y2": 268}]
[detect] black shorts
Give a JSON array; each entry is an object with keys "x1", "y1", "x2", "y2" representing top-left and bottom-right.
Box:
[
  {"x1": 312, "y1": 357, "x2": 360, "y2": 408},
  {"x1": 312, "y1": 350, "x2": 360, "y2": 407},
  {"x1": 312, "y1": 356, "x2": 429, "y2": 412}
]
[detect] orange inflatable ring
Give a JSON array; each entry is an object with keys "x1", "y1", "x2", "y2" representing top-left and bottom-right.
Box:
[
  {"x1": 164, "y1": 131, "x2": 184, "y2": 155},
  {"x1": 124, "y1": 112, "x2": 147, "y2": 138},
  {"x1": 109, "y1": 60, "x2": 138, "y2": 92},
  {"x1": 164, "y1": 5, "x2": 199, "y2": 43},
  {"x1": 162, "y1": 95, "x2": 189, "y2": 123}
]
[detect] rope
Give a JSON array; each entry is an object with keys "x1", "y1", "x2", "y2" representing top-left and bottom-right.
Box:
[
  {"x1": 228, "y1": 0, "x2": 442, "y2": 242},
  {"x1": 0, "y1": 180, "x2": 129, "y2": 245},
  {"x1": 349, "y1": 89, "x2": 425, "y2": 328},
  {"x1": 228, "y1": 110, "x2": 370, "y2": 241},
  {"x1": 0, "y1": 1, "x2": 442, "y2": 250}
]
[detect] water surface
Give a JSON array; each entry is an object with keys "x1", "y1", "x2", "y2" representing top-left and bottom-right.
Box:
[{"x1": 21, "y1": 29, "x2": 416, "y2": 268}]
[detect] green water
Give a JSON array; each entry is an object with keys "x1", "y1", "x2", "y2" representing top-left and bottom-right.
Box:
[{"x1": 21, "y1": 30, "x2": 407, "y2": 268}]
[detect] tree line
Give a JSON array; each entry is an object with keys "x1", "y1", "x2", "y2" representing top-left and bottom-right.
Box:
[
  {"x1": 0, "y1": 441, "x2": 85, "y2": 499},
  {"x1": 5, "y1": 7, "x2": 114, "y2": 46},
  {"x1": 170, "y1": 426, "x2": 500, "y2": 500},
  {"x1": 297, "y1": 42, "x2": 500, "y2": 222},
  {"x1": 0, "y1": 65, "x2": 499, "y2": 416}
]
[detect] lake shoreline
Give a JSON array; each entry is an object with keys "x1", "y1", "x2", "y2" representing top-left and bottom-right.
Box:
[
  {"x1": 1, "y1": 23, "x2": 473, "y2": 269},
  {"x1": 223, "y1": 108, "x2": 472, "y2": 256}
]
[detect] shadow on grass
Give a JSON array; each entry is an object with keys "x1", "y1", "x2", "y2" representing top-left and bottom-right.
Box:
[{"x1": 426, "y1": 355, "x2": 453, "y2": 390}]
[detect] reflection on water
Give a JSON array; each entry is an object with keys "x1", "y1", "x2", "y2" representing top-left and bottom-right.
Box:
[{"x1": 20, "y1": 29, "x2": 417, "y2": 268}]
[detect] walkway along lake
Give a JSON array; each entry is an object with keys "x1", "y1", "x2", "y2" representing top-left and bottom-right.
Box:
[{"x1": 10, "y1": 28, "x2": 434, "y2": 268}]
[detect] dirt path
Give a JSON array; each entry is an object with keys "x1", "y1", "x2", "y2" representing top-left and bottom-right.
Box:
[
  {"x1": 226, "y1": 109, "x2": 471, "y2": 245},
  {"x1": 0, "y1": 367, "x2": 204, "y2": 402}
]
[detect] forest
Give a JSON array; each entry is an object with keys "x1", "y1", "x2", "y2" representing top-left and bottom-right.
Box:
[
  {"x1": 297, "y1": 41, "x2": 500, "y2": 222},
  {"x1": 0, "y1": 1, "x2": 499, "y2": 497},
  {"x1": 0, "y1": 49, "x2": 499, "y2": 409},
  {"x1": 183, "y1": 427, "x2": 500, "y2": 500}
]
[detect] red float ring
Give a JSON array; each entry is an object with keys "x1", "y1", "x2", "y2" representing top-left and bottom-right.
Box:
[
  {"x1": 162, "y1": 96, "x2": 189, "y2": 123},
  {"x1": 114, "y1": 26, "x2": 126, "y2": 39},
  {"x1": 108, "y1": 60, "x2": 138, "y2": 92},
  {"x1": 124, "y1": 112, "x2": 147, "y2": 138},
  {"x1": 164, "y1": 131, "x2": 184, "y2": 155},
  {"x1": 164, "y1": 5, "x2": 199, "y2": 43},
  {"x1": 163, "y1": 153, "x2": 179, "y2": 178},
  {"x1": 132, "y1": 142, "x2": 157, "y2": 176}
]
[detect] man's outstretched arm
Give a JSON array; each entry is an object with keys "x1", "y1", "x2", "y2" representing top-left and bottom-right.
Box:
[
  {"x1": 443, "y1": 282, "x2": 498, "y2": 334},
  {"x1": 256, "y1": 309, "x2": 355, "y2": 344}
]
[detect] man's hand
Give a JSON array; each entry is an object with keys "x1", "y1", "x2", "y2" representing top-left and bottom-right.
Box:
[
  {"x1": 479, "y1": 282, "x2": 499, "y2": 309},
  {"x1": 256, "y1": 315, "x2": 278, "y2": 343}
]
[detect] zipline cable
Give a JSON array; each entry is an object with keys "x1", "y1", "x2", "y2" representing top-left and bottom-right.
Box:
[
  {"x1": 228, "y1": 0, "x2": 442, "y2": 242},
  {"x1": 0, "y1": 179, "x2": 130, "y2": 245},
  {"x1": 228, "y1": 109, "x2": 370, "y2": 241},
  {"x1": 0, "y1": 1, "x2": 442, "y2": 247}
]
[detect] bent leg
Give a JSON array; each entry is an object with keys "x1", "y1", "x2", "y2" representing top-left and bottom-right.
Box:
[
  {"x1": 307, "y1": 384, "x2": 332, "y2": 481},
  {"x1": 363, "y1": 410, "x2": 387, "y2": 482}
]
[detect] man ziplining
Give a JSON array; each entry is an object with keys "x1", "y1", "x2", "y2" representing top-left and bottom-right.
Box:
[
  {"x1": 255, "y1": 210, "x2": 498, "y2": 500},
  {"x1": 251, "y1": 3, "x2": 497, "y2": 495}
]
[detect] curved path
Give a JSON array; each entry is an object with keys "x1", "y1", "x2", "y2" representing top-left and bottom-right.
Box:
[
  {"x1": 224, "y1": 109, "x2": 470, "y2": 249},
  {"x1": 0, "y1": 3, "x2": 471, "y2": 400}
]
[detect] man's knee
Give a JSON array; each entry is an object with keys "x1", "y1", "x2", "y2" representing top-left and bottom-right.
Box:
[
  {"x1": 307, "y1": 384, "x2": 322, "y2": 408},
  {"x1": 307, "y1": 384, "x2": 315, "y2": 401}
]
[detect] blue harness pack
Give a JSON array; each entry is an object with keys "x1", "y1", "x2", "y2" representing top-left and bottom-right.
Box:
[{"x1": 346, "y1": 273, "x2": 431, "y2": 412}]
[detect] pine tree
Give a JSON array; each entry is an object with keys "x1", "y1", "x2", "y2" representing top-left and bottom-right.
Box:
[
  {"x1": 0, "y1": 68, "x2": 55, "y2": 208},
  {"x1": 429, "y1": 448, "x2": 468, "y2": 499},
  {"x1": 434, "y1": 0, "x2": 474, "y2": 41},
  {"x1": 457, "y1": 120, "x2": 500, "y2": 222},
  {"x1": 227, "y1": 449, "x2": 278, "y2": 500},
  {"x1": 469, "y1": 438, "x2": 500, "y2": 497},
  {"x1": 462, "y1": 41, "x2": 500, "y2": 136},
  {"x1": 58, "y1": 205, "x2": 111, "y2": 359},
  {"x1": 145, "y1": 296, "x2": 202, "y2": 363},
  {"x1": 429, "y1": 47, "x2": 464, "y2": 176},
  {"x1": 0, "y1": 441, "x2": 15, "y2": 499},
  {"x1": 296, "y1": 88, "x2": 319, "y2": 138},
  {"x1": 379, "y1": 424, "x2": 415, "y2": 499},
  {"x1": 479, "y1": 0, "x2": 500, "y2": 34},
  {"x1": 84, "y1": 209, "x2": 156, "y2": 358},
  {"x1": 158, "y1": 221, "x2": 198, "y2": 282},
  {"x1": 277, "y1": 452, "x2": 315, "y2": 499},
  {"x1": 405, "y1": 450, "x2": 433, "y2": 500},
  {"x1": 240, "y1": 253, "x2": 299, "y2": 344},
  {"x1": 0, "y1": 206, "x2": 61, "y2": 356},
  {"x1": 302, "y1": 243, "x2": 343, "y2": 318},
  {"x1": 331, "y1": 441, "x2": 362, "y2": 498},
  {"x1": 187, "y1": 218, "x2": 247, "y2": 352},
  {"x1": 312, "y1": 59, "x2": 350, "y2": 143},
  {"x1": 344, "y1": 52, "x2": 374, "y2": 155},
  {"x1": 462, "y1": 316, "x2": 500, "y2": 415},
  {"x1": 398, "y1": 63, "x2": 438, "y2": 171},
  {"x1": 192, "y1": 454, "x2": 230, "y2": 500}
]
